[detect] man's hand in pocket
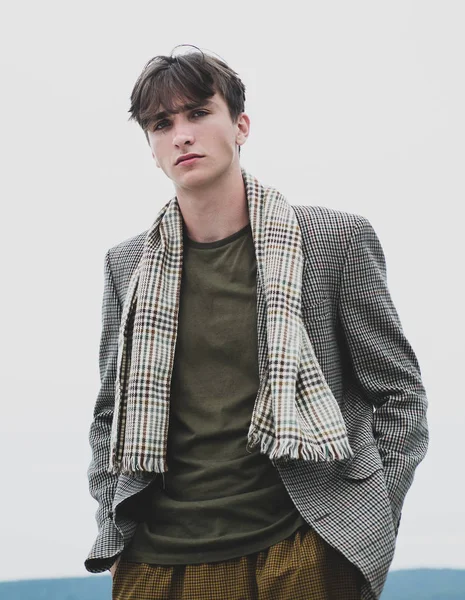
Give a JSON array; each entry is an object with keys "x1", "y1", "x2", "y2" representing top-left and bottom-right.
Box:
[{"x1": 110, "y1": 556, "x2": 121, "y2": 579}]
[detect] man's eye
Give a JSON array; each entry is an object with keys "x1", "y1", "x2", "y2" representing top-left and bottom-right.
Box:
[
  {"x1": 153, "y1": 110, "x2": 207, "y2": 131},
  {"x1": 154, "y1": 120, "x2": 169, "y2": 131},
  {"x1": 192, "y1": 110, "x2": 208, "y2": 118}
]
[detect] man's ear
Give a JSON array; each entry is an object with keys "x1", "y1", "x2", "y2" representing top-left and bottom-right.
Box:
[{"x1": 236, "y1": 112, "x2": 250, "y2": 147}]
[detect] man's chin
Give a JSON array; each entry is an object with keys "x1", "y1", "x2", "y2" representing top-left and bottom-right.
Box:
[{"x1": 173, "y1": 167, "x2": 219, "y2": 190}]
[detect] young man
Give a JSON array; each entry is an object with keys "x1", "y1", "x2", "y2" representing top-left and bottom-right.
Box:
[{"x1": 85, "y1": 47, "x2": 429, "y2": 600}]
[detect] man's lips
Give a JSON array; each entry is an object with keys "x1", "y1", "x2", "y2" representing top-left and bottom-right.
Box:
[{"x1": 175, "y1": 153, "x2": 204, "y2": 165}]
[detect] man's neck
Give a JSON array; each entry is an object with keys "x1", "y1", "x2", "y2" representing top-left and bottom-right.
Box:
[{"x1": 175, "y1": 163, "x2": 249, "y2": 244}]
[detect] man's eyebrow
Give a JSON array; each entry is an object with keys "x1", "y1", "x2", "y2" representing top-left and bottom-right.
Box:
[{"x1": 152, "y1": 100, "x2": 214, "y2": 122}]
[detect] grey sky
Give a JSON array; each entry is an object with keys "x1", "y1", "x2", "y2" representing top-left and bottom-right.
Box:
[{"x1": 0, "y1": 0, "x2": 463, "y2": 582}]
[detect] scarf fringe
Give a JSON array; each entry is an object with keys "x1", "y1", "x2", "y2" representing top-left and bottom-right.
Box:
[
  {"x1": 108, "y1": 455, "x2": 167, "y2": 475},
  {"x1": 247, "y1": 429, "x2": 354, "y2": 463}
]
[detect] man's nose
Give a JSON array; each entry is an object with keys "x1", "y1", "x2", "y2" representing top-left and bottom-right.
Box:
[{"x1": 172, "y1": 124, "x2": 195, "y2": 147}]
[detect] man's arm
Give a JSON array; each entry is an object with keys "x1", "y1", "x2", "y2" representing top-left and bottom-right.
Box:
[
  {"x1": 337, "y1": 216, "x2": 429, "y2": 534},
  {"x1": 85, "y1": 250, "x2": 122, "y2": 571}
]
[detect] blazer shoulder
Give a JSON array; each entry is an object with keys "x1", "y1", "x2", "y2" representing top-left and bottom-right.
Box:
[
  {"x1": 105, "y1": 230, "x2": 148, "y2": 287},
  {"x1": 292, "y1": 204, "x2": 367, "y2": 233},
  {"x1": 292, "y1": 204, "x2": 369, "y2": 256},
  {"x1": 107, "y1": 230, "x2": 147, "y2": 261}
]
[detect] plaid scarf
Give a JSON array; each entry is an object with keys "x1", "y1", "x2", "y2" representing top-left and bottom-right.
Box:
[{"x1": 108, "y1": 169, "x2": 353, "y2": 475}]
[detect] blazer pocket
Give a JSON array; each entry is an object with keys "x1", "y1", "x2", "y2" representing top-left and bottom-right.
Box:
[
  {"x1": 301, "y1": 295, "x2": 332, "y2": 322},
  {"x1": 341, "y1": 443, "x2": 384, "y2": 481}
]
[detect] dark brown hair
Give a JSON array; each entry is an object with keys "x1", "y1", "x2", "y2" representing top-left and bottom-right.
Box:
[{"x1": 128, "y1": 45, "x2": 246, "y2": 144}]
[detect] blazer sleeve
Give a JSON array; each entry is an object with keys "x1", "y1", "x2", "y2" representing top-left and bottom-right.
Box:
[
  {"x1": 85, "y1": 250, "x2": 123, "y2": 571},
  {"x1": 337, "y1": 216, "x2": 429, "y2": 534}
]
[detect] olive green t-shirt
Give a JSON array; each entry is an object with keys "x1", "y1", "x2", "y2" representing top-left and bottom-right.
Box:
[{"x1": 123, "y1": 220, "x2": 306, "y2": 564}]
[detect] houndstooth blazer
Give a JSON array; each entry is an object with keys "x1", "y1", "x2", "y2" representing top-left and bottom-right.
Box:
[{"x1": 85, "y1": 204, "x2": 429, "y2": 600}]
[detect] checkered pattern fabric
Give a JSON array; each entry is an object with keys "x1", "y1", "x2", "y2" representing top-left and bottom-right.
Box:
[
  {"x1": 109, "y1": 169, "x2": 353, "y2": 475},
  {"x1": 112, "y1": 525, "x2": 363, "y2": 600},
  {"x1": 85, "y1": 184, "x2": 429, "y2": 600}
]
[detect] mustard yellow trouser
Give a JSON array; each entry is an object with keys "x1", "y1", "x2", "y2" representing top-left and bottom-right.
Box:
[{"x1": 112, "y1": 524, "x2": 363, "y2": 600}]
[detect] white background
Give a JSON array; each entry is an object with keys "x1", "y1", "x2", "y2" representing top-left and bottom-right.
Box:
[{"x1": 0, "y1": 0, "x2": 463, "y2": 582}]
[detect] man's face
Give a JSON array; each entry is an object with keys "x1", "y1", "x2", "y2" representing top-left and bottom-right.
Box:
[{"x1": 146, "y1": 92, "x2": 249, "y2": 191}]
